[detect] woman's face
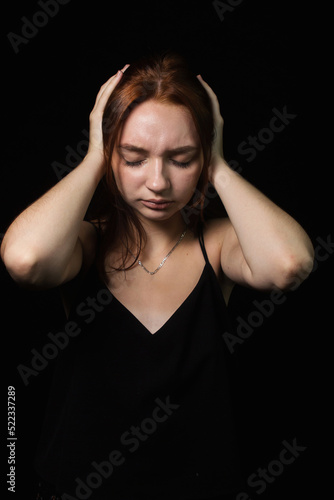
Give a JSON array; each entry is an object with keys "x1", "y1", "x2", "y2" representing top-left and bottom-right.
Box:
[{"x1": 111, "y1": 99, "x2": 204, "y2": 222}]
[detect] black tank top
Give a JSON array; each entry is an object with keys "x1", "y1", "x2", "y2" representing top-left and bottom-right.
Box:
[{"x1": 34, "y1": 226, "x2": 243, "y2": 499}]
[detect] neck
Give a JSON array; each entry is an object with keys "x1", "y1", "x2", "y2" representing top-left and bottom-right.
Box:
[{"x1": 136, "y1": 212, "x2": 187, "y2": 259}]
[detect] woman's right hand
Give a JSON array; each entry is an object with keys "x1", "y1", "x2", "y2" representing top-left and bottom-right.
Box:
[
  {"x1": 1, "y1": 64, "x2": 130, "y2": 289},
  {"x1": 87, "y1": 64, "x2": 130, "y2": 163}
]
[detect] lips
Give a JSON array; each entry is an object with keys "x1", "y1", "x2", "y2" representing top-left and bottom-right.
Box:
[{"x1": 141, "y1": 199, "x2": 173, "y2": 210}]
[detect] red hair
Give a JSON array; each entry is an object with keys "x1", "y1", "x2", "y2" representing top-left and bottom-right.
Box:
[{"x1": 89, "y1": 51, "x2": 214, "y2": 277}]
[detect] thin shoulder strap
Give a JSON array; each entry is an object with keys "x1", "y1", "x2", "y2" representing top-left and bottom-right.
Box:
[
  {"x1": 198, "y1": 222, "x2": 210, "y2": 264},
  {"x1": 86, "y1": 220, "x2": 100, "y2": 238}
]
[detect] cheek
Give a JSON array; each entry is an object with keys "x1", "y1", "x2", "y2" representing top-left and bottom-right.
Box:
[
  {"x1": 169, "y1": 175, "x2": 197, "y2": 207},
  {"x1": 175, "y1": 165, "x2": 203, "y2": 196},
  {"x1": 112, "y1": 165, "x2": 144, "y2": 199}
]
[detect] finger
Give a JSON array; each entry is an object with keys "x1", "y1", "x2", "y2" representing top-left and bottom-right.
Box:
[
  {"x1": 95, "y1": 63, "x2": 129, "y2": 103},
  {"x1": 91, "y1": 74, "x2": 117, "y2": 110},
  {"x1": 197, "y1": 75, "x2": 219, "y2": 106},
  {"x1": 92, "y1": 69, "x2": 125, "y2": 113},
  {"x1": 98, "y1": 63, "x2": 130, "y2": 99},
  {"x1": 197, "y1": 75, "x2": 222, "y2": 122},
  {"x1": 121, "y1": 63, "x2": 130, "y2": 72},
  {"x1": 197, "y1": 74, "x2": 214, "y2": 95}
]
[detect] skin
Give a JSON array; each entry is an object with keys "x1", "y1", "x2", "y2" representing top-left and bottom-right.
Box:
[
  {"x1": 109, "y1": 99, "x2": 206, "y2": 265},
  {"x1": 103, "y1": 100, "x2": 217, "y2": 333},
  {"x1": 1, "y1": 67, "x2": 314, "y2": 333},
  {"x1": 111, "y1": 100, "x2": 203, "y2": 228}
]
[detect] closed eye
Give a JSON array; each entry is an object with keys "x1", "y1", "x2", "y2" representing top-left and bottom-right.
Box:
[
  {"x1": 171, "y1": 159, "x2": 192, "y2": 168},
  {"x1": 124, "y1": 160, "x2": 145, "y2": 167},
  {"x1": 123, "y1": 158, "x2": 192, "y2": 168}
]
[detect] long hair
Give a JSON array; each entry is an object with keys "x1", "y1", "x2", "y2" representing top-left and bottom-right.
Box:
[{"x1": 88, "y1": 51, "x2": 215, "y2": 279}]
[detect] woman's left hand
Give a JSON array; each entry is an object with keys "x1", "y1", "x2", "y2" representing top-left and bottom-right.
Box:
[
  {"x1": 197, "y1": 75, "x2": 226, "y2": 185},
  {"x1": 197, "y1": 78, "x2": 314, "y2": 292}
]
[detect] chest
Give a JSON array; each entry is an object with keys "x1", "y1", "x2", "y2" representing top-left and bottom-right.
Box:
[{"x1": 104, "y1": 242, "x2": 208, "y2": 334}]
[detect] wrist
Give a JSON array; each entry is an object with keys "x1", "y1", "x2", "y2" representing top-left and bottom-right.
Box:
[
  {"x1": 83, "y1": 151, "x2": 106, "y2": 182},
  {"x1": 210, "y1": 158, "x2": 234, "y2": 191}
]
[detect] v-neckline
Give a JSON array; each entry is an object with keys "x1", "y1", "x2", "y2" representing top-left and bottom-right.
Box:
[{"x1": 106, "y1": 263, "x2": 208, "y2": 336}]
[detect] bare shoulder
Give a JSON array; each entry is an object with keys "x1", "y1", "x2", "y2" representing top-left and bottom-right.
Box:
[
  {"x1": 201, "y1": 218, "x2": 236, "y2": 303},
  {"x1": 202, "y1": 217, "x2": 231, "y2": 243},
  {"x1": 201, "y1": 217, "x2": 231, "y2": 274},
  {"x1": 202, "y1": 217, "x2": 231, "y2": 252}
]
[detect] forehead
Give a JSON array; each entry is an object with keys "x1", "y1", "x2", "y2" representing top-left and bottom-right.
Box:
[{"x1": 119, "y1": 100, "x2": 199, "y2": 153}]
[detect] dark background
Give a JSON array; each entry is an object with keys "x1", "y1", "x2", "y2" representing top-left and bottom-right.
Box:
[{"x1": 1, "y1": 1, "x2": 331, "y2": 499}]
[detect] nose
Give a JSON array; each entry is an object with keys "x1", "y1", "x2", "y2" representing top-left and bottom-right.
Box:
[{"x1": 145, "y1": 158, "x2": 171, "y2": 193}]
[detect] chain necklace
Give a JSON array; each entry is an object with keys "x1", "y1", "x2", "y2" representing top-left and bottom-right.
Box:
[{"x1": 131, "y1": 227, "x2": 188, "y2": 275}]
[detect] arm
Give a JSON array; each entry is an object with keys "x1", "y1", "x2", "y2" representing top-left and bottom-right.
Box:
[
  {"x1": 1, "y1": 68, "x2": 127, "y2": 289},
  {"x1": 1, "y1": 155, "x2": 102, "y2": 288},
  {"x1": 198, "y1": 75, "x2": 314, "y2": 291}
]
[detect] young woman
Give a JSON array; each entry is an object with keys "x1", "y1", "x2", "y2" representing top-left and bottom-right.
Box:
[{"x1": 1, "y1": 53, "x2": 314, "y2": 500}]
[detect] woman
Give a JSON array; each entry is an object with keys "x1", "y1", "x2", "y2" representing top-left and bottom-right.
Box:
[{"x1": 1, "y1": 53, "x2": 314, "y2": 500}]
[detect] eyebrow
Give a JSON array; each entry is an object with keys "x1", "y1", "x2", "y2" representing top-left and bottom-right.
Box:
[{"x1": 118, "y1": 144, "x2": 200, "y2": 155}]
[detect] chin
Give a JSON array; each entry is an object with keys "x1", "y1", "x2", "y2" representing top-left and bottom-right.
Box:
[
  {"x1": 137, "y1": 209, "x2": 177, "y2": 222},
  {"x1": 134, "y1": 203, "x2": 183, "y2": 222}
]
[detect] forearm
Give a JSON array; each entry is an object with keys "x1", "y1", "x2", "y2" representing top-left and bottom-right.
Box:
[
  {"x1": 1, "y1": 152, "x2": 104, "y2": 284},
  {"x1": 212, "y1": 159, "x2": 314, "y2": 287}
]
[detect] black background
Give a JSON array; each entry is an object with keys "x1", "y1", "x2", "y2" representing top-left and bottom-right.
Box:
[{"x1": 1, "y1": 1, "x2": 331, "y2": 499}]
